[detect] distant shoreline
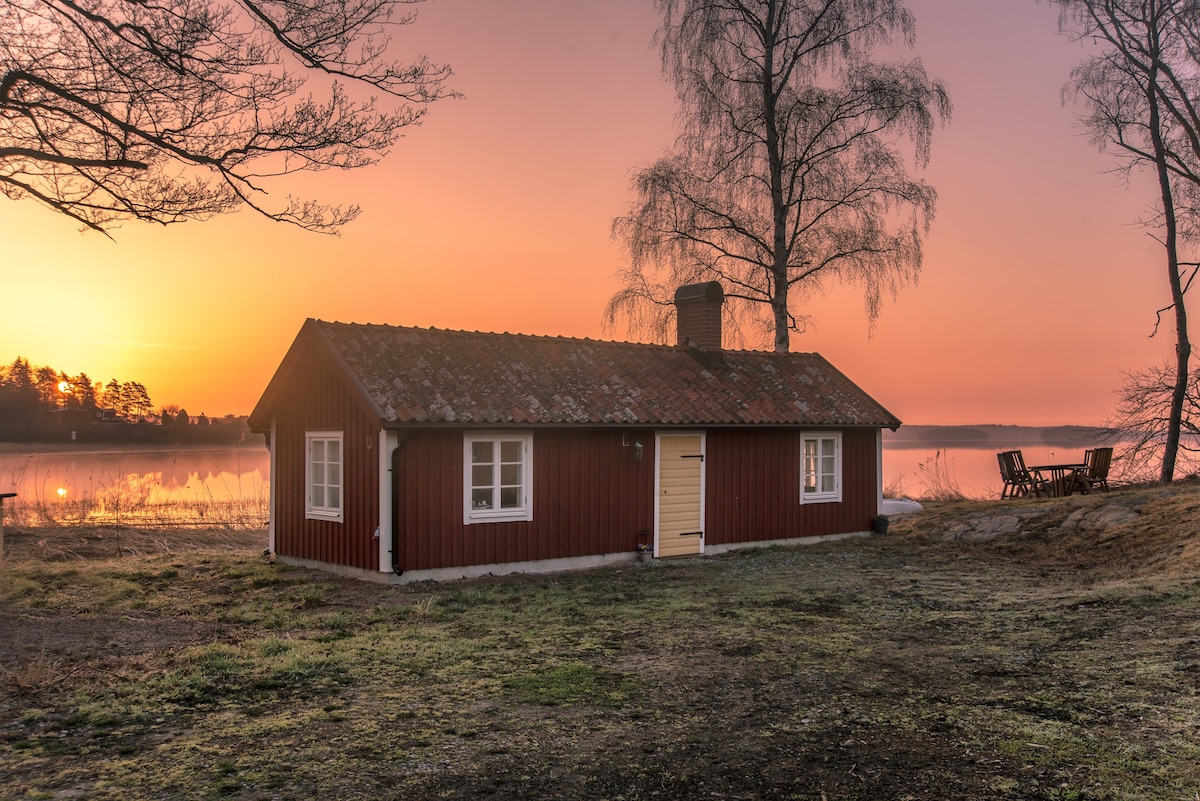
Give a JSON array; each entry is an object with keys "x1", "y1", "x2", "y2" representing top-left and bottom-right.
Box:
[{"x1": 884, "y1": 424, "x2": 1118, "y2": 449}]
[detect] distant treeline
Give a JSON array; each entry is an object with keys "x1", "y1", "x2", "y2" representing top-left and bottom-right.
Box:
[
  {"x1": 0, "y1": 356, "x2": 255, "y2": 445},
  {"x1": 883, "y1": 424, "x2": 1123, "y2": 449}
]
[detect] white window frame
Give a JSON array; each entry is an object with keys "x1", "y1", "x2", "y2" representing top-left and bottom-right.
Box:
[
  {"x1": 306, "y1": 430, "x2": 344, "y2": 522},
  {"x1": 800, "y1": 432, "x2": 842, "y2": 504},
  {"x1": 463, "y1": 432, "x2": 533, "y2": 524}
]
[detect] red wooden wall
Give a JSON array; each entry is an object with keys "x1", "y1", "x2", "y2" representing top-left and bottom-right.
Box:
[
  {"x1": 394, "y1": 429, "x2": 656, "y2": 571},
  {"x1": 704, "y1": 428, "x2": 879, "y2": 545},
  {"x1": 271, "y1": 357, "x2": 381, "y2": 571},
  {"x1": 393, "y1": 426, "x2": 878, "y2": 572}
]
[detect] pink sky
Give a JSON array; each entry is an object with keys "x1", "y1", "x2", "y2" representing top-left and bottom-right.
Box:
[{"x1": 0, "y1": 0, "x2": 1180, "y2": 426}]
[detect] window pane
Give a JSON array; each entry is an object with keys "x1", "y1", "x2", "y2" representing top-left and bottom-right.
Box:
[
  {"x1": 465, "y1": 434, "x2": 531, "y2": 522},
  {"x1": 472, "y1": 488, "x2": 493, "y2": 509},
  {"x1": 500, "y1": 464, "x2": 521, "y2": 486},
  {"x1": 328, "y1": 464, "x2": 340, "y2": 486},
  {"x1": 803, "y1": 446, "x2": 817, "y2": 492},
  {"x1": 802, "y1": 436, "x2": 839, "y2": 497},
  {"x1": 500, "y1": 440, "x2": 522, "y2": 462},
  {"x1": 312, "y1": 463, "x2": 325, "y2": 485},
  {"x1": 313, "y1": 486, "x2": 326, "y2": 508},
  {"x1": 328, "y1": 440, "x2": 341, "y2": 461},
  {"x1": 472, "y1": 464, "x2": 493, "y2": 487},
  {"x1": 500, "y1": 487, "x2": 520, "y2": 509},
  {"x1": 328, "y1": 486, "x2": 340, "y2": 508},
  {"x1": 312, "y1": 440, "x2": 325, "y2": 461}
]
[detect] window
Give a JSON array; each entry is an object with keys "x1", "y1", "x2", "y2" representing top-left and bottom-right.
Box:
[
  {"x1": 801, "y1": 432, "x2": 841, "y2": 503},
  {"x1": 306, "y1": 431, "x2": 343, "y2": 521},
  {"x1": 464, "y1": 433, "x2": 533, "y2": 523}
]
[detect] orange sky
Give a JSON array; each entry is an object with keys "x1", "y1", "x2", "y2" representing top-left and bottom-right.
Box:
[{"x1": 0, "y1": 0, "x2": 1182, "y2": 426}]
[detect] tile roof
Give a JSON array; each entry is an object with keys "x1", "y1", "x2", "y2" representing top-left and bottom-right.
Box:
[{"x1": 300, "y1": 320, "x2": 899, "y2": 429}]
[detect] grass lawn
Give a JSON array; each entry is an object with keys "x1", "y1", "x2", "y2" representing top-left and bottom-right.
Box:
[{"x1": 2, "y1": 485, "x2": 1200, "y2": 800}]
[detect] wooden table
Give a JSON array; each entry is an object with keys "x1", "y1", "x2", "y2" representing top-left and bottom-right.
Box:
[{"x1": 1026, "y1": 464, "x2": 1087, "y2": 497}]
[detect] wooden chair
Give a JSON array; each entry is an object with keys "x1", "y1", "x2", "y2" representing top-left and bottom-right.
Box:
[
  {"x1": 1076, "y1": 447, "x2": 1113, "y2": 493},
  {"x1": 998, "y1": 450, "x2": 1045, "y2": 498}
]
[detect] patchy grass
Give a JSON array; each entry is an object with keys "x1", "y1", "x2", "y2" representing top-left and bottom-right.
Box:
[{"x1": 2, "y1": 486, "x2": 1200, "y2": 799}]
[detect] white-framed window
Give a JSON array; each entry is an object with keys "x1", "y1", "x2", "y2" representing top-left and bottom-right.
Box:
[
  {"x1": 801, "y1": 432, "x2": 842, "y2": 503},
  {"x1": 306, "y1": 431, "x2": 343, "y2": 521},
  {"x1": 463, "y1": 432, "x2": 533, "y2": 524}
]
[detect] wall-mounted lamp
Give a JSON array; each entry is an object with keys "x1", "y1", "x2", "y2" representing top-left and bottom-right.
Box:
[{"x1": 622, "y1": 433, "x2": 644, "y2": 462}]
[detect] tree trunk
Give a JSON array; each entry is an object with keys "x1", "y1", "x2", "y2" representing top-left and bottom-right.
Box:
[
  {"x1": 762, "y1": 0, "x2": 791, "y2": 353},
  {"x1": 772, "y1": 267, "x2": 790, "y2": 352},
  {"x1": 1147, "y1": 59, "x2": 1190, "y2": 483}
]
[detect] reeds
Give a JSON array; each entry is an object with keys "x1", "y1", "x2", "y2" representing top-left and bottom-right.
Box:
[
  {"x1": 0, "y1": 459, "x2": 267, "y2": 529},
  {"x1": 914, "y1": 449, "x2": 968, "y2": 501}
]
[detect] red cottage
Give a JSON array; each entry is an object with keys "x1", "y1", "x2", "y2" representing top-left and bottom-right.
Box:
[{"x1": 247, "y1": 282, "x2": 901, "y2": 583}]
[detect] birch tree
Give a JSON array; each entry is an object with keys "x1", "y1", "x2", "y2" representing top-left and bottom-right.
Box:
[
  {"x1": 1, "y1": 0, "x2": 453, "y2": 234},
  {"x1": 606, "y1": 0, "x2": 950, "y2": 351},
  {"x1": 1054, "y1": 0, "x2": 1200, "y2": 482}
]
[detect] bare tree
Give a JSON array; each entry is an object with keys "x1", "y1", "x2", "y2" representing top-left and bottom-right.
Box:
[
  {"x1": 1053, "y1": 0, "x2": 1200, "y2": 481},
  {"x1": 1, "y1": 0, "x2": 453, "y2": 234},
  {"x1": 606, "y1": 0, "x2": 949, "y2": 351},
  {"x1": 1104, "y1": 362, "x2": 1200, "y2": 481}
]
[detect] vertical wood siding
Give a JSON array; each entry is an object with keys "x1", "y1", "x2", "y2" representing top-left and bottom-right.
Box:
[
  {"x1": 396, "y1": 429, "x2": 655, "y2": 571},
  {"x1": 272, "y1": 357, "x2": 380, "y2": 571},
  {"x1": 270, "y1": 381, "x2": 879, "y2": 572},
  {"x1": 392, "y1": 426, "x2": 877, "y2": 572},
  {"x1": 704, "y1": 428, "x2": 878, "y2": 545}
]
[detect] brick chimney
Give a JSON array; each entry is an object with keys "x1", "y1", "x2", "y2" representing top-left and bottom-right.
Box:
[{"x1": 674, "y1": 281, "x2": 724, "y2": 350}]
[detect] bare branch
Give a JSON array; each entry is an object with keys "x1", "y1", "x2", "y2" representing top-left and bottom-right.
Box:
[{"x1": 1, "y1": 0, "x2": 454, "y2": 232}]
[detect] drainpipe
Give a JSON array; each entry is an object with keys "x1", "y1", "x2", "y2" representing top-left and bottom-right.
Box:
[{"x1": 390, "y1": 435, "x2": 406, "y2": 575}]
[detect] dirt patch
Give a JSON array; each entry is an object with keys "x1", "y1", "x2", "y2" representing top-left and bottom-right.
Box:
[{"x1": 0, "y1": 612, "x2": 226, "y2": 664}]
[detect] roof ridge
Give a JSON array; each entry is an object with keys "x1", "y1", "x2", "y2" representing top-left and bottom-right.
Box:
[
  {"x1": 317, "y1": 319, "x2": 667, "y2": 350},
  {"x1": 311, "y1": 318, "x2": 818, "y2": 356}
]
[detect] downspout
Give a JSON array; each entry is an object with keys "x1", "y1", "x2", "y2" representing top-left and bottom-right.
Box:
[
  {"x1": 266, "y1": 417, "x2": 277, "y2": 558},
  {"x1": 390, "y1": 433, "x2": 406, "y2": 575},
  {"x1": 876, "y1": 428, "x2": 884, "y2": 514}
]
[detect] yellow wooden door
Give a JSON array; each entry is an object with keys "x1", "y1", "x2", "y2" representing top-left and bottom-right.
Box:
[{"x1": 656, "y1": 434, "x2": 704, "y2": 557}]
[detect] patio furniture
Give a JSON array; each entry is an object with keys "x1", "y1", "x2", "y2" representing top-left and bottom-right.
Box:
[
  {"x1": 997, "y1": 450, "x2": 1046, "y2": 498},
  {"x1": 1027, "y1": 459, "x2": 1089, "y2": 497},
  {"x1": 1075, "y1": 447, "x2": 1113, "y2": 493}
]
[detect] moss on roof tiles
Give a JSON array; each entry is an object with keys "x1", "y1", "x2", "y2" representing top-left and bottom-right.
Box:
[{"x1": 310, "y1": 320, "x2": 899, "y2": 429}]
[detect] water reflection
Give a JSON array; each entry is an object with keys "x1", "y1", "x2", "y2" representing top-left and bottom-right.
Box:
[{"x1": 0, "y1": 446, "x2": 270, "y2": 527}]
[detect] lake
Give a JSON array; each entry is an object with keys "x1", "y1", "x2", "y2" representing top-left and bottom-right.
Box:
[{"x1": 0, "y1": 444, "x2": 270, "y2": 527}]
